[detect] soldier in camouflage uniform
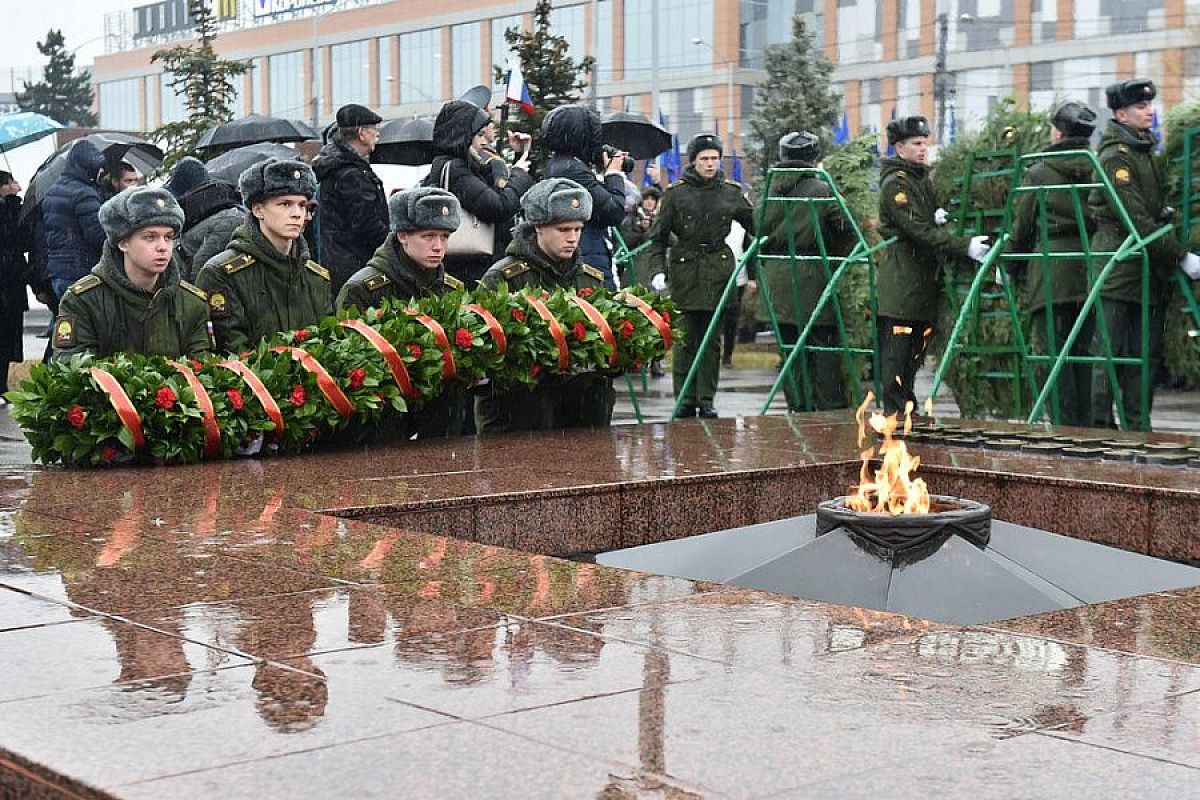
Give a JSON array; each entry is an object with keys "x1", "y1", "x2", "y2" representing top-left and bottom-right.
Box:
[
  {"x1": 53, "y1": 186, "x2": 211, "y2": 361},
  {"x1": 196, "y1": 159, "x2": 333, "y2": 353},
  {"x1": 876, "y1": 115, "x2": 991, "y2": 414},
  {"x1": 756, "y1": 131, "x2": 852, "y2": 411},
  {"x1": 1011, "y1": 101, "x2": 1099, "y2": 427},
  {"x1": 1088, "y1": 78, "x2": 1200, "y2": 430},
  {"x1": 646, "y1": 133, "x2": 755, "y2": 418},
  {"x1": 338, "y1": 187, "x2": 467, "y2": 438},
  {"x1": 477, "y1": 178, "x2": 612, "y2": 433}
]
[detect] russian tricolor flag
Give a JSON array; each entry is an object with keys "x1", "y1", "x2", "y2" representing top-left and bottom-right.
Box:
[{"x1": 505, "y1": 58, "x2": 535, "y2": 116}]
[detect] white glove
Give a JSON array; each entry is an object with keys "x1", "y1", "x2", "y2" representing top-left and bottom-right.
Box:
[
  {"x1": 967, "y1": 235, "x2": 991, "y2": 263},
  {"x1": 934, "y1": 207, "x2": 949, "y2": 226},
  {"x1": 1181, "y1": 252, "x2": 1200, "y2": 279},
  {"x1": 650, "y1": 273, "x2": 668, "y2": 292}
]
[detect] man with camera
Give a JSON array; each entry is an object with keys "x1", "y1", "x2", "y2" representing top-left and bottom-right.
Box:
[
  {"x1": 542, "y1": 105, "x2": 628, "y2": 289},
  {"x1": 1087, "y1": 78, "x2": 1200, "y2": 429}
]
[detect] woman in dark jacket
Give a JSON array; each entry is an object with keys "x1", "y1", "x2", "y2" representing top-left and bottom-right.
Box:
[
  {"x1": 0, "y1": 172, "x2": 31, "y2": 398},
  {"x1": 422, "y1": 99, "x2": 534, "y2": 288},
  {"x1": 43, "y1": 139, "x2": 106, "y2": 299},
  {"x1": 542, "y1": 104, "x2": 628, "y2": 287}
]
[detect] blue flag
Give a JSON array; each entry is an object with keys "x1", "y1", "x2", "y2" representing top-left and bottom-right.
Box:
[
  {"x1": 658, "y1": 108, "x2": 681, "y2": 182},
  {"x1": 885, "y1": 107, "x2": 897, "y2": 157},
  {"x1": 834, "y1": 112, "x2": 850, "y2": 145},
  {"x1": 731, "y1": 149, "x2": 743, "y2": 183},
  {"x1": 1151, "y1": 110, "x2": 1163, "y2": 153},
  {"x1": 948, "y1": 104, "x2": 957, "y2": 144}
]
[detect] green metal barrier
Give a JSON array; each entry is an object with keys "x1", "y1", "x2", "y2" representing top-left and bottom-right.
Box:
[{"x1": 930, "y1": 149, "x2": 1170, "y2": 430}]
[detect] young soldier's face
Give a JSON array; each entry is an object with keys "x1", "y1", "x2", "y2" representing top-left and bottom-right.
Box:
[
  {"x1": 397, "y1": 229, "x2": 451, "y2": 269},
  {"x1": 119, "y1": 225, "x2": 176, "y2": 280},
  {"x1": 895, "y1": 135, "x2": 930, "y2": 165},
  {"x1": 1116, "y1": 101, "x2": 1154, "y2": 131},
  {"x1": 693, "y1": 150, "x2": 721, "y2": 179},
  {"x1": 535, "y1": 221, "x2": 583, "y2": 261},
  {"x1": 253, "y1": 195, "x2": 308, "y2": 242}
]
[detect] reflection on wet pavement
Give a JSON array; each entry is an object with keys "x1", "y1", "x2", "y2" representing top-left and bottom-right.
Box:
[{"x1": 1, "y1": 419, "x2": 1198, "y2": 797}]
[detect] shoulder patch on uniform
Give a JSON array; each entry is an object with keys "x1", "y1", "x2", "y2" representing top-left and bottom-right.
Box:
[
  {"x1": 443, "y1": 274, "x2": 464, "y2": 290},
  {"x1": 178, "y1": 280, "x2": 207, "y2": 301},
  {"x1": 305, "y1": 260, "x2": 330, "y2": 281},
  {"x1": 666, "y1": 180, "x2": 685, "y2": 190},
  {"x1": 501, "y1": 262, "x2": 532, "y2": 280},
  {"x1": 1112, "y1": 166, "x2": 1132, "y2": 186},
  {"x1": 69, "y1": 274, "x2": 102, "y2": 295},
  {"x1": 220, "y1": 253, "x2": 255, "y2": 274},
  {"x1": 53, "y1": 315, "x2": 77, "y2": 348},
  {"x1": 208, "y1": 290, "x2": 228, "y2": 317},
  {"x1": 896, "y1": 170, "x2": 907, "y2": 180},
  {"x1": 893, "y1": 190, "x2": 909, "y2": 207},
  {"x1": 724, "y1": 179, "x2": 742, "y2": 188},
  {"x1": 364, "y1": 272, "x2": 392, "y2": 292},
  {"x1": 1117, "y1": 145, "x2": 1129, "y2": 154},
  {"x1": 581, "y1": 265, "x2": 606, "y2": 283}
]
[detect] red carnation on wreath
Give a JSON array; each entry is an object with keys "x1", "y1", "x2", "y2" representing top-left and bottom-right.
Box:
[
  {"x1": 511, "y1": 308, "x2": 525, "y2": 323},
  {"x1": 66, "y1": 404, "x2": 87, "y2": 430},
  {"x1": 188, "y1": 359, "x2": 203, "y2": 372},
  {"x1": 289, "y1": 384, "x2": 307, "y2": 406},
  {"x1": 155, "y1": 386, "x2": 177, "y2": 410},
  {"x1": 226, "y1": 388, "x2": 245, "y2": 411},
  {"x1": 293, "y1": 328, "x2": 311, "y2": 343},
  {"x1": 579, "y1": 287, "x2": 594, "y2": 298},
  {"x1": 572, "y1": 321, "x2": 587, "y2": 341},
  {"x1": 101, "y1": 444, "x2": 119, "y2": 463},
  {"x1": 347, "y1": 368, "x2": 366, "y2": 390},
  {"x1": 531, "y1": 363, "x2": 542, "y2": 378},
  {"x1": 454, "y1": 328, "x2": 473, "y2": 349},
  {"x1": 407, "y1": 343, "x2": 423, "y2": 358},
  {"x1": 619, "y1": 320, "x2": 635, "y2": 339}
]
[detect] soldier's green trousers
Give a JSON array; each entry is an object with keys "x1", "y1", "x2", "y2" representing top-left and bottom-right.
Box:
[
  {"x1": 1091, "y1": 298, "x2": 1163, "y2": 431},
  {"x1": 877, "y1": 316, "x2": 932, "y2": 415},
  {"x1": 1030, "y1": 304, "x2": 1094, "y2": 428},
  {"x1": 778, "y1": 323, "x2": 848, "y2": 411},
  {"x1": 475, "y1": 374, "x2": 615, "y2": 434},
  {"x1": 673, "y1": 310, "x2": 722, "y2": 407}
]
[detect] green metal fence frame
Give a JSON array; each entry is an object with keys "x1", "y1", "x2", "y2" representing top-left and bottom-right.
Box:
[{"x1": 929, "y1": 149, "x2": 1170, "y2": 430}]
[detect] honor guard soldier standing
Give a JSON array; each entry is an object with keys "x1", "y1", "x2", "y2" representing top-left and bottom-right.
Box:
[
  {"x1": 647, "y1": 133, "x2": 755, "y2": 418},
  {"x1": 757, "y1": 131, "x2": 852, "y2": 411},
  {"x1": 196, "y1": 159, "x2": 333, "y2": 353},
  {"x1": 338, "y1": 187, "x2": 467, "y2": 438},
  {"x1": 53, "y1": 186, "x2": 211, "y2": 361},
  {"x1": 1011, "y1": 101, "x2": 1099, "y2": 427},
  {"x1": 477, "y1": 178, "x2": 613, "y2": 433},
  {"x1": 877, "y1": 115, "x2": 991, "y2": 415},
  {"x1": 1088, "y1": 78, "x2": 1200, "y2": 430}
]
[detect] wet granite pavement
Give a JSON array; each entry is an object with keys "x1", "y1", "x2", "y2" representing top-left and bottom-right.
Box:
[{"x1": 1, "y1": 405, "x2": 1199, "y2": 796}]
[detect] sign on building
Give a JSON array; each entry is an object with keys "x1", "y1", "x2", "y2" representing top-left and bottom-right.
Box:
[{"x1": 252, "y1": 0, "x2": 335, "y2": 19}]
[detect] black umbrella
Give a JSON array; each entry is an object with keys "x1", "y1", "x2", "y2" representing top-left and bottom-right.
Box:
[
  {"x1": 19, "y1": 132, "x2": 164, "y2": 223},
  {"x1": 196, "y1": 115, "x2": 317, "y2": 154},
  {"x1": 601, "y1": 111, "x2": 672, "y2": 160},
  {"x1": 205, "y1": 142, "x2": 299, "y2": 184},
  {"x1": 372, "y1": 118, "x2": 434, "y2": 166}
]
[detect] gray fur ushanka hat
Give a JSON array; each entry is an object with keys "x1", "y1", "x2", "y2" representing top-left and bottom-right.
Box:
[
  {"x1": 521, "y1": 178, "x2": 592, "y2": 225},
  {"x1": 238, "y1": 159, "x2": 317, "y2": 205},
  {"x1": 389, "y1": 187, "x2": 461, "y2": 233},
  {"x1": 99, "y1": 186, "x2": 185, "y2": 245}
]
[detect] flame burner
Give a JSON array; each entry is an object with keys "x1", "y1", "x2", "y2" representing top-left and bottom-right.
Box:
[{"x1": 817, "y1": 496, "x2": 992, "y2": 563}]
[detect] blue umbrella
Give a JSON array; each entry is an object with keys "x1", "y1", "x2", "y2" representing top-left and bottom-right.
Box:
[{"x1": 0, "y1": 112, "x2": 62, "y2": 154}]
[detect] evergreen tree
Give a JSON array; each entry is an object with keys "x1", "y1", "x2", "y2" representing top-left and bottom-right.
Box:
[
  {"x1": 492, "y1": 0, "x2": 594, "y2": 166},
  {"x1": 17, "y1": 30, "x2": 97, "y2": 127},
  {"x1": 150, "y1": 0, "x2": 247, "y2": 172},
  {"x1": 747, "y1": 16, "x2": 840, "y2": 171}
]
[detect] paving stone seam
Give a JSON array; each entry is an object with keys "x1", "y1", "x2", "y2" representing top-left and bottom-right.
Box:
[
  {"x1": 976, "y1": 624, "x2": 1200, "y2": 671},
  {"x1": 1031, "y1": 729, "x2": 1200, "y2": 771}
]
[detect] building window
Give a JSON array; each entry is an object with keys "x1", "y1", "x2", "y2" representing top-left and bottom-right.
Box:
[
  {"x1": 551, "y1": 4, "x2": 586, "y2": 59},
  {"x1": 836, "y1": 0, "x2": 881, "y2": 65},
  {"x1": 99, "y1": 78, "x2": 141, "y2": 130},
  {"x1": 379, "y1": 36, "x2": 395, "y2": 107},
  {"x1": 740, "y1": 0, "x2": 824, "y2": 69},
  {"x1": 452, "y1": 23, "x2": 482, "y2": 97},
  {"x1": 330, "y1": 40, "x2": 370, "y2": 110},
  {"x1": 159, "y1": 72, "x2": 187, "y2": 124},
  {"x1": 399, "y1": 28, "x2": 441, "y2": 105},
  {"x1": 250, "y1": 57, "x2": 265, "y2": 115},
  {"x1": 269, "y1": 51, "x2": 305, "y2": 118},
  {"x1": 625, "y1": 0, "x2": 715, "y2": 79},
  {"x1": 596, "y1": 0, "x2": 614, "y2": 84},
  {"x1": 491, "y1": 14, "x2": 524, "y2": 74}
]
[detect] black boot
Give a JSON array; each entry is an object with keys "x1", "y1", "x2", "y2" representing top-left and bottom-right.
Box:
[
  {"x1": 676, "y1": 404, "x2": 697, "y2": 418},
  {"x1": 698, "y1": 404, "x2": 718, "y2": 418}
]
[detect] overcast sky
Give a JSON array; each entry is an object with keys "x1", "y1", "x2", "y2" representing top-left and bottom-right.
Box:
[{"x1": 1, "y1": 0, "x2": 135, "y2": 89}]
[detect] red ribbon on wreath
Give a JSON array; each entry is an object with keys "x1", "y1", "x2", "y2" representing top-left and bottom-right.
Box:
[
  {"x1": 568, "y1": 294, "x2": 618, "y2": 368},
  {"x1": 464, "y1": 304, "x2": 508, "y2": 355},
  {"x1": 167, "y1": 360, "x2": 222, "y2": 458},
  {"x1": 338, "y1": 319, "x2": 419, "y2": 398},
  {"x1": 620, "y1": 292, "x2": 674, "y2": 350},
  {"x1": 403, "y1": 309, "x2": 456, "y2": 379},
  {"x1": 88, "y1": 367, "x2": 145, "y2": 452},
  {"x1": 270, "y1": 346, "x2": 356, "y2": 418},
  {"x1": 215, "y1": 360, "x2": 285, "y2": 442},
  {"x1": 524, "y1": 294, "x2": 569, "y2": 371}
]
